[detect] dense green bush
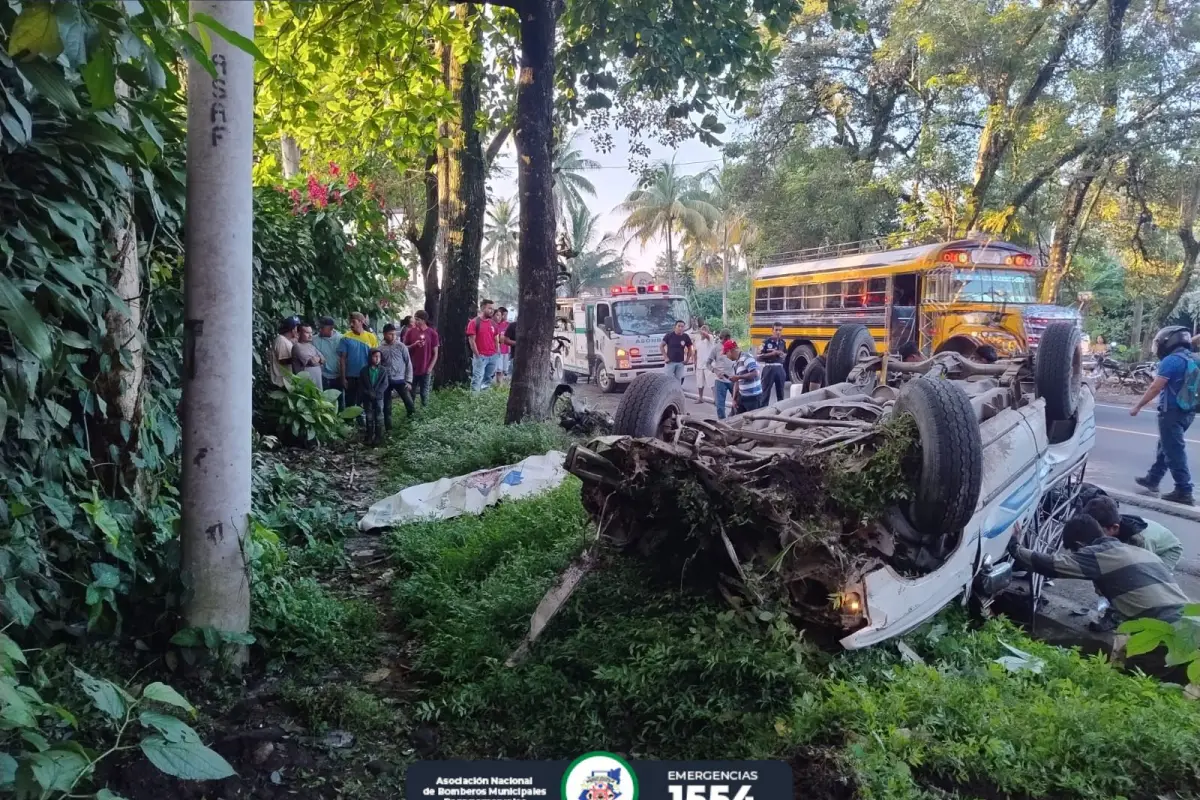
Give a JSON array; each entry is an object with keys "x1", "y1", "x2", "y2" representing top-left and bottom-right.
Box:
[{"x1": 384, "y1": 388, "x2": 569, "y2": 487}]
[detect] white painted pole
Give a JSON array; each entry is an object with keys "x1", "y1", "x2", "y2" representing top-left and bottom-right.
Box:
[{"x1": 181, "y1": 0, "x2": 254, "y2": 640}]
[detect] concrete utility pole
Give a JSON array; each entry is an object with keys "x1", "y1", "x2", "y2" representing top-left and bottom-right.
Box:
[{"x1": 181, "y1": 0, "x2": 254, "y2": 646}]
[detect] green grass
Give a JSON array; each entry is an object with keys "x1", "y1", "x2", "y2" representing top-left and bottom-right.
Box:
[
  {"x1": 281, "y1": 681, "x2": 398, "y2": 735},
  {"x1": 388, "y1": 484, "x2": 1200, "y2": 797},
  {"x1": 383, "y1": 388, "x2": 568, "y2": 488}
]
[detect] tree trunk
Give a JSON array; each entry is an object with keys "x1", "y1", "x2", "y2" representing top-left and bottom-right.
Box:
[
  {"x1": 1039, "y1": 0, "x2": 1130, "y2": 302},
  {"x1": 181, "y1": 0, "x2": 253, "y2": 649},
  {"x1": 1131, "y1": 297, "x2": 1144, "y2": 354},
  {"x1": 280, "y1": 133, "x2": 301, "y2": 178},
  {"x1": 505, "y1": 0, "x2": 558, "y2": 423},
  {"x1": 416, "y1": 153, "x2": 441, "y2": 326},
  {"x1": 435, "y1": 4, "x2": 486, "y2": 388},
  {"x1": 1145, "y1": 172, "x2": 1200, "y2": 344},
  {"x1": 665, "y1": 221, "x2": 674, "y2": 286},
  {"x1": 99, "y1": 79, "x2": 147, "y2": 503}
]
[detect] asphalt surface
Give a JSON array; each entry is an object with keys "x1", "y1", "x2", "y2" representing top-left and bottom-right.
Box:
[{"x1": 571, "y1": 376, "x2": 1200, "y2": 637}]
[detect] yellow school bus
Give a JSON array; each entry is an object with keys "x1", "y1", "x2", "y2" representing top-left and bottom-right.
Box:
[{"x1": 750, "y1": 237, "x2": 1081, "y2": 382}]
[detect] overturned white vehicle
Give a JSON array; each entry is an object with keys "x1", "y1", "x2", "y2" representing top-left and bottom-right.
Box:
[{"x1": 559, "y1": 321, "x2": 1094, "y2": 649}]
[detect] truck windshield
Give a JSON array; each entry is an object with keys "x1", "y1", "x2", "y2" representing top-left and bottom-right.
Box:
[
  {"x1": 950, "y1": 269, "x2": 1038, "y2": 304},
  {"x1": 612, "y1": 297, "x2": 691, "y2": 336}
]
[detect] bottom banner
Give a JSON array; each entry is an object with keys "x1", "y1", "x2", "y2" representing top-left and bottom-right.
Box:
[{"x1": 407, "y1": 755, "x2": 792, "y2": 800}]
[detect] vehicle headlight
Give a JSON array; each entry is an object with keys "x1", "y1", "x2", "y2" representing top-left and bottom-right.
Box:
[{"x1": 978, "y1": 330, "x2": 1020, "y2": 353}]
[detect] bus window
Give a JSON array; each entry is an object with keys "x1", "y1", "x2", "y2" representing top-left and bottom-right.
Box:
[
  {"x1": 844, "y1": 280, "x2": 865, "y2": 309},
  {"x1": 894, "y1": 274, "x2": 918, "y2": 306},
  {"x1": 785, "y1": 285, "x2": 804, "y2": 310},
  {"x1": 866, "y1": 278, "x2": 887, "y2": 307},
  {"x1": 754, "y1": 287, "x2": 769, "y2": 312},
  {"x1": 768, "y1": 286, "x2": 785, "y2": 311},
  {"x1": 824, "y1": 282, "x2": 842, "y2": 309},
  {"x1": 803, "y1": 284, "x2": 823, "y2": 309}
]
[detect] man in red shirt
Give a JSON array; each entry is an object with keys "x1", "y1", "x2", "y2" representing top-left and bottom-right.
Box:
[
  {"x1": 403, "y1": 309, "x2": 440, "y2": 407},
  {"x1": 467, "y1": 299, "x2": 500, "y2": 391}
]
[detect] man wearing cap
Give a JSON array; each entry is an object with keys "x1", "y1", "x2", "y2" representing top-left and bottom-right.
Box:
[
  {"x1": 726, "y1": 341, "x2": 765, "y2": 414},
  {"x1": 268, "y1": 317, "x2": 298, "y2": 388},
  {"x1": 338, "y1": 312, "x2": 379, "y2": 413},
  {"x1": 314, "y1": 316, "x2": 344, "y2": 408},
  {"x1": 705, "y1": 336, "x2": 737, "y2": 420}
]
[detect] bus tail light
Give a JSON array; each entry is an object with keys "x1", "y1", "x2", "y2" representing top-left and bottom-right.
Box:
[{"x1": 941, "y1": 251, "x2": 970, "y2": 264}]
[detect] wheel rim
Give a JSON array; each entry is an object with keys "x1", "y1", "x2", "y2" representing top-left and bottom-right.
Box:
[
  {"x1": 598, "y1": 366, "x2": 613, "y2": 389},
  {"x1": 655, "y1": 403, "x2": 680, "y2": 440}
]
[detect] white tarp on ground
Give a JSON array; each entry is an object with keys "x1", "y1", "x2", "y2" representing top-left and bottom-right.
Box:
[{"x1": 358, "y1": 451, "x2": 569, "y2": 531}]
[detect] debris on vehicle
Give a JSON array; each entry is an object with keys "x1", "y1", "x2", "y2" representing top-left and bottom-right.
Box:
[
  {"x1": 552, "y1": 384, "x2": 613, "y2": 436},
  {"x1": 513, "y1": 321, "x2": 1094, "y2": 655}
]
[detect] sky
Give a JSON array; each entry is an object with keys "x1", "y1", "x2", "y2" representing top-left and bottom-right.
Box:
[{"x1": 486, "y1": 124, "x2": 729, "y2": 274}]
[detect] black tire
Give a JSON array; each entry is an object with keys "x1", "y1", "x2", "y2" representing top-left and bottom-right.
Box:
[
  {"x1": 825, "y1": 324, "x2": 876, "y2": 385},
  {"x1": 612, "y1": 372, "x2": 686, "y2": 439},
  {"x1": 563, "y1": 370, "x2": 579, "y2": 385},
  {"x1": 800, "y1": 357, "x2": 826, "y2": 393},
  {"x1": 596, "y1": 363, "x2": 619, "y2": 393},
  {"x1": 895, "y1": 377, "x2": 983, "y2": 536},
  {"x1": 1035, "y1": 322, "x2": 1082, "y2": 423},
  {"x1": 786, "y1": 343, "x2": 817, "y2": 384}
]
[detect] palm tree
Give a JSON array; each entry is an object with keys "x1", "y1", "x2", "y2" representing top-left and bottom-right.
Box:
[
  {"x1": 553, "y1": 131, "x2": 600, "y2": 226},
  {"x1": 617, "y1": 159, "x2": 718, "y2": 285},
  {"x1": 704, "y1": 166, "x2": 758, "y2": 323},
  {"x1": 562, "y1": 205, "x2": 625, "y2": 296},
  {"x1": 483, "y1": 197, "x2": 519, "y2": 274}
]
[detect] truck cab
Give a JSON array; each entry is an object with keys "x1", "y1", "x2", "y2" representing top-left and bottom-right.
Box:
[{"x1": 554, "y1": 284, "x2": 693, "y2": 393}]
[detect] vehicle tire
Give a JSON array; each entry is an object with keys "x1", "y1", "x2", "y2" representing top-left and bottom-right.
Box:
[
  {"x1": 596, "y1": 363, "x2": 619, "y2": 394},
  {"x1": 612, "y1": 372, "x2": 686, "y2": 439},
  {"x1": 786, "y1": 343, "x2": 817, "y2": 384},
  {"x1": 825, "y1": 324, "x2": 877, "y2": 385},
  {"x1": 800, "y1": 357, "x2": 826, "y2": 393},
  {"x1": 563, "y1": 370, "x2": 579, "y2": 385},
  {"x1": 895, "y1": 377, "x2": 983, "y2": 536},
  {"x1": 1034, "y1": 321, "x2": 1082, "y2": 423}
]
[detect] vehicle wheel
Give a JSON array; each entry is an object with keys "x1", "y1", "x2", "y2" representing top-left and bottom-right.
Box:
[
  {"x1": 612, "y1": 373, "x2": 686, "y2": 439},
  {"x1": 786, "y1": 343, "x2": 817, "y2": 384},
  {"x1": 825, "y1": 324, "x2": 877, "y2": 385},
  {"x1": 800, "y1": 357, "x2": 826, "y2": 393},
  {"x1": 1035, "y1": 321, "x2": 1082, "y2": 423},
  {"x1": 895, "y1": 377, "x2": 984, "y2": 536},
  {"x1": 596, "y1": 363, "x2": 619, "y2": 394},
  {"x1": 563, "y1": 370, "x2": 579, "y2": 385},
  {"x1": 550, "y1": 383, "x2": 574, "y2": 418}
]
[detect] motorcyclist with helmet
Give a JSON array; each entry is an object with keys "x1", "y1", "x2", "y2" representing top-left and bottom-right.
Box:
[{"x1": 1131, "y1": 326, "x2": 1197, "y2": 505}]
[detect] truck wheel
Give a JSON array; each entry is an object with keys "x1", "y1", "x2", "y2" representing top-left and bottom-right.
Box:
[
  {"x1": 787, "y1": 343, "x2": 817, "y2": 383},
  {"x1": 595, "y1": 363, "x2": 618, "y2": 393},
  {"x1": 1035, "y1": 321, "x2": 1082, "y2": 424},
  {"x1": 563, "y1": 370, "x2": 578, "y2": 385},
  {"x1": 613, "y1": 373, "x2": 686, "y2": 439},
  {"x1": 896, "y1": 377, "x2": 983, "y2": 536},
  {"x1": 800, "y1": 357, "x2": 826, "y2": 393},
  {"x1": 826, "y1": 324, "x2": 876, "y2": 385}
]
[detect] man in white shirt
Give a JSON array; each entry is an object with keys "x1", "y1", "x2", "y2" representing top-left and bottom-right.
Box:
[
  {"x1": 693, "y1": 325, "x2": 716, "y2": 404},
  {"x1": 269, "y1": 317, "x2": 298, "y2": 388}
]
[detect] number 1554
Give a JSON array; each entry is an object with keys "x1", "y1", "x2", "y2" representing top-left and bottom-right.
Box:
[{"x1": 667, "y1": 786, "x2": 753, "y2": 800}]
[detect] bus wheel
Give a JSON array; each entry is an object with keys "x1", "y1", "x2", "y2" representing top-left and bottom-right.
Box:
[
  {"x1": 613, "y1": 373, "x2": 685, "y2": 440},
  {"x1": 595, "y1": 363, "x2": 619, "y2": 393},
  {"x1": 826, "y1": 324, "x2": 877, "y2": 385},
  {"x1": 786, "y1": 343, "x2": 816, "y2": 384}
]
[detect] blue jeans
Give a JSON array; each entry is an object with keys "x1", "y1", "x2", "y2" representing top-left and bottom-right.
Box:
[
  {"x1": 664, "y1": 361, "x2": 686, "y2": 384},
  {"x1": 471, "y1": 354, "x2": 500, "y2": 391},
  {"x1": 1147, "y1": 407, "x2": 1195, "y2": 494},
  {"x1": 714, "y1": 380, "x2": 733, "y2": 420},
  {"x1": 761, "y1": 364, "x2": 786, "y2": 403}
]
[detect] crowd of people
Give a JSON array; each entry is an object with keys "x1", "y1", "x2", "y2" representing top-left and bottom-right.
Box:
[{"x1": 269, "y1": 309, "x2": 441, "y2": 444}]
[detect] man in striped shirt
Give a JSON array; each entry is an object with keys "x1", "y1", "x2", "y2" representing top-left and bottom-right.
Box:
[
  {"x1": 1010, "y1": 514, "x2": 1188, "y2": 629},
  {"x1": 726, "y1": 341, "x2": 765, "y2": 414}
]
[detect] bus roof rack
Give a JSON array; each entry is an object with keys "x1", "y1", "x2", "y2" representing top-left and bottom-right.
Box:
[{"x1": 763, "y1": 235, "x2": 946, "y2": 267}]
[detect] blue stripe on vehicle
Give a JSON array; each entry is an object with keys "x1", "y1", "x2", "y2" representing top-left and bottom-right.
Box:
[{"x1": 983, "y1": 472, "x2": 1039, "y2": 539}]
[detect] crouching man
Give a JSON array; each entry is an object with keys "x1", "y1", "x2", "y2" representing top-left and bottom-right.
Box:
[{"x1": 1009, "y1": 514, "x2": 1189, "y2": 631}]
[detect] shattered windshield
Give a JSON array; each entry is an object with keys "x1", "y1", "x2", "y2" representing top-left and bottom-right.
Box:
[{"x1": 613, "y1": 298, "x2": 691, "y2": 336}]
